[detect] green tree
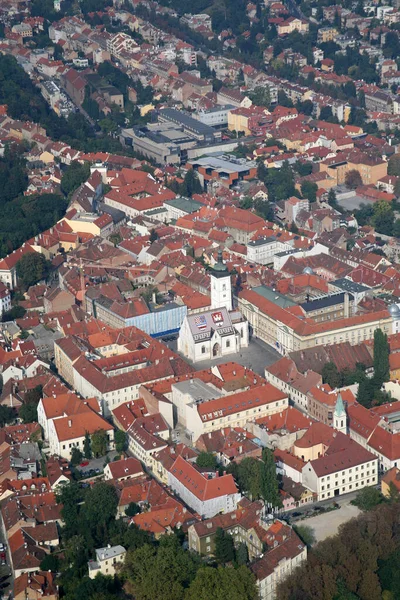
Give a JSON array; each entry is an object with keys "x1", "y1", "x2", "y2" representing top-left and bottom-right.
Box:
[
  {"x1": 196, "y1": 452, "x2": 217, "y2": 469},
  {"x1": 372, "y1": 201, "x2": 394, "y2": 236},
  {"x1": 328, "y1": 188, "x2": 338, "y2": 207},
  {"x1": 294, "y1": 524, "x2": 316, "y2": 547},
  {"x1": 393, "y1": 219, "x2": 400, "y2": 238},
  {"x1": 185, "y1": 565, "x2": 257, "y2": 600},
  {"x1": 353, "y1": 487, "x2": 383, "y2": 511},
  {"x1": 114, "y1": 428, "x2": 127, "y2": 453},
  {"x1": 236, "y1": 542, "x2": 248, "y2": 566},
  {"x1": 236, "y1": 457, "x2": 262, "y2": 499},
  {"x1": 40, "y1": 553, "x2": 60, "y2": 572},
  {"x1": 19, "y1": 402, "x2": 38, "y2": 423},
  {"x1": 345, "y1": 169, "x2": 363, "y2": 189},
  {"x1": 374, "y1": 328, "x2": 390, "y2": 386},
  {"x1": 149, "y1": 229, "x2": 159, "y2": 243},
  {"x1": 0, "y1": 405, "x2": 15, "y2": 426},
  {"x1": 123, "y1": 537, "x2": 199, "y2": 600},
  {"x1": 248, "y1": 86, "x2": 271, "y2": 108},
  {"x1": 388, "y1": 155, "x2": 400, "y2": 177},
  {"x1": 356, "y1": 375, "x2": 376, "y2": 408},
  {"x1": 71, "y1": 447, "x2": 83, "y2": 466},
  {"x1": 301, "y1": 181, "x2": 318, "y2": 203},
  {"x1": 84, "y1": 431, "x2": 92, "y2": 459},
  {"x1": 91, "y1": 429, "x2": 108, "y2": 458},
  {"x1": 261, "y1": 447, "x2": 281, "y2": 508},
  {"x1": 2, "y1": 305, "x2": 26, "y2": 322},
  {"x1": 16, "y1": 253, "x2": 51, "y2": 289},
  {"x1": 61, "y1": 161, "x2": 90, "y2": 196},
  {"x1": 180, "y1": 169, "x2": 203, "y2": 197},
  {"x1": 125, "y1": 502, "x2": 141, "y2": 517},
  {"x1": 322, "y1": 362, "x2": 341, "y2": 388},
  {"x1": 19, "y1": 384, "x2": 42, "y2": 423},
  {"x1": 215, "y1": 527, "x2": 235, "y2": 564},
  {"x1": 56, "y1": 481, "x2": 83, "y2": 538},
  {"x1": 84, "y1": 482, "x2": 119, "y2": 544}
]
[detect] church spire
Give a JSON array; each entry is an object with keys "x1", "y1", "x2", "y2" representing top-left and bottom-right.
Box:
[{"x1": 333, "y1": 393, "x2": 347, "y2": 435}]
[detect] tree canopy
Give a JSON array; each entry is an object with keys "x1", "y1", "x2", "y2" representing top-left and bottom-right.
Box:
[
  {"x1": 16, "y1": 252, "x2": 51, "y2": 289},
  {"x1": 196, "y1": 452, "x2": 217, "y2": 469},
  {"x1": 61, "y1": 161, "x2": 90, "y2": 196},
  {"x1": 278, "y1": 503, "x2": 400, "y2": 600}
]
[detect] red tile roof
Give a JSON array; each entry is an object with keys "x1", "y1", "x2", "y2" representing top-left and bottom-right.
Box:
[{"x1": 169, "y1": 455, "x2": 238, "y2": 500}]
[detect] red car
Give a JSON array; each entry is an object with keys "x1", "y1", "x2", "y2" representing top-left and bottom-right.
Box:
[{"x1": 80, "y1": 461, "x2": 89, "y2": 467}]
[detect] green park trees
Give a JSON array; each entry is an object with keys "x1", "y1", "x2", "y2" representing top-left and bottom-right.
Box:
[
  {"x1": 61, "y1": 161, "x2": 90, "y2": 196},
  {"x1": 91, "y1": 429, "x2": 108, "y2": 458},
  {"x1": 196, "y1": 452, "x2": 217, "y2": 469},
  {"x1": 16, "y1": 252, "x2": 51, "y2": 289},
  {"x1": 227, "y1": 451, "x2": 281, "y2": 508},
  {"x1": 374, "y1": 328, "x2": 390, "y2": 386},
  {"x1": 185, "y1": 566, "x2": 257, "y2": 600},
  {"x1": 215, "y1": 527, "x2": 235, "y2": 564}
]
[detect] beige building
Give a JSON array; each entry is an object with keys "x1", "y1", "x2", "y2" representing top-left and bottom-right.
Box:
[
  {"x1": 239, "y1": 288, "x2": 393, "y2": 355},
  {"x1": 278, "y1": 17, "x2": 309, "y2": 35},
  {"x1": 88, "y1": 545, "x2": 126, "y2": 579},
  {"x1": 317, "y1": 27, "x2": 338, "y2": 43},
  {"x1": 320, "y1": 153, "x2": 388, "y2": 186},
  {"x1": 54, "y1": 337, "x2": 82, "y2": 387}
]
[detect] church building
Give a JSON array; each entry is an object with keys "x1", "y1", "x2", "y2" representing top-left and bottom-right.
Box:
[{"x1": 178, "y1": 251, "x2": 249, "y2": 363}]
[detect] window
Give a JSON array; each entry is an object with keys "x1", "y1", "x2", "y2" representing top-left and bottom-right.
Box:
[
  {"x1": 201, "y1": 346, "x2": 206, "y2": 354},
  {"x1": 226, "y1": 340, "x2": 230, "y2": 348}
]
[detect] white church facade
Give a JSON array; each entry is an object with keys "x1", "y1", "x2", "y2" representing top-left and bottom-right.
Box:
[{"x1": 178, "y1": 251, "x2": 249, "y2": 363}]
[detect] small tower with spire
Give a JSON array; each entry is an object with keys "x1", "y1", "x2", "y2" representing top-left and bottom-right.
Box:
[
  {"x1": 333, "y1": 393, "x2": 347, "y2": 435},
  {"x1": 210, "y1": 249, "x2": 232, "y2": 312}
]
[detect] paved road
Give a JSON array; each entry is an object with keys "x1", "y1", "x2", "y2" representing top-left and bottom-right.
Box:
[{"x1": 76, "y1": 450, "x2": 118, "y2": 476}]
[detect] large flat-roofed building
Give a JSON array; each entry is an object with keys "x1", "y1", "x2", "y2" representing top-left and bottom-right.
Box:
[
  {"x1": 158, "y1": 108, "x2": 221, "y2": 142},
  {"x1": 192, "y1": 104, "x2": 234, "y2": 128},
  {"x1": 189, "y1": 153, "x2": 258, "y2": 189},
  {"x1": 120, "y1": 123, "x2": 196, "y2": 164}
]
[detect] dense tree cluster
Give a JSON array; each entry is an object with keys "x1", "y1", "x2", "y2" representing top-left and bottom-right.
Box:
[
  {"x1": 0, "y1": 146, "x2": 28, "y2": 204},
  {"x1": 227, "y1": 449, "x2": 281, "y2": 508},
  {"x1": 257, "y1": 161, "x2": 297, "y2": 203},
  {"x1": 16, "y1": 253, "x2": 52, "y2": 289},
  {"x1": 55, "y1": 479, "x2": 257, "y2": 600},
  {"x1": 122, "y1": 535, "x2": 257, "y2": 600},
  {"x1": 354, "y1": 201, "x2": 400, "y2": 237},
  {"x1": 19, "y1": 385, "x2": 43, "y2": 423},
  {"x1": 278, "y1": 502, "x2": 400, "y2": 600},
  {"x1": 61, "y1": 161, "x2": 90, "y2": 197},
  {"x1": 196, "y1": 451, "x2": 218, "y2": 469},
  {"x1": 0, "y1": 192, "x2": 68, "y2": 259},
  {"x1": 168, "y1": 169, "x2": 203, "y2": 197},
  {"x1": 322, "y1": 329, "x2": 390, "y2": 409}
]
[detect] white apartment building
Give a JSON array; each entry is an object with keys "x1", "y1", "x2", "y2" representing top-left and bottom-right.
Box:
[
  {"x1": 168, "y1": 455, "x2": 241, "y2": 518},
  {"x1": 247, "y1": 238, "x2": 293, "y2": 266},
  {"x1": 0, "y1": 283, "x2": 11, "y2": 316},
  {"x1": 302, "y1": 437, "x2": 378, "y2": 501}
]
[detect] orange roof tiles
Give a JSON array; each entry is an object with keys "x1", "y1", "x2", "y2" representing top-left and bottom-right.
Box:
[
  {"x1": 169, "y1": 455, "x2": 238, "y2": 501},
  {"x1": 197, "y1": 384, "x2": 286, "y2": 423}
]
